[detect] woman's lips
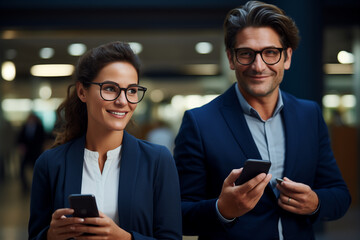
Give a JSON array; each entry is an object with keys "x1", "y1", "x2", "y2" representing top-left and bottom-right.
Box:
[{"x1": 107, "y1": 110, "x2": 126, "y2": 117}]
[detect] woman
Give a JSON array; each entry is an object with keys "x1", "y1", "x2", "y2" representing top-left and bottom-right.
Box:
[{"x1": 29, "y1": 41, "x2": 182, "y2": 240}]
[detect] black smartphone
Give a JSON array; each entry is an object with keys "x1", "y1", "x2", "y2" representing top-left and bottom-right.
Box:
[
  {"x1": 68, "y1": 194, "x2": 99, "y2": 218},
  {"x1": 235, "y1": 159, "x2": 271, "y2": 185}
]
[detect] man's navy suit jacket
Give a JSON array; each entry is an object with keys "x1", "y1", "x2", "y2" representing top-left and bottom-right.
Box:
[
  {"x1": 174, "y1": 84, "x2": 351, "y2": 240},
  {"x1": 29, "y1": 131, "x2": 182, "y2": 240}
]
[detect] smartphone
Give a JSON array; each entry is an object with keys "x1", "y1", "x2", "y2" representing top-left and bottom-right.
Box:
[
  {"x1": 276, "y1": 178, "x2": 284, "y2": 184},
  {"x1": 68, "y1": 194, "x2": 99, "y2": 218},
  {"x1": 235, "y1": 159, "x2": 271, "y2": 185}
]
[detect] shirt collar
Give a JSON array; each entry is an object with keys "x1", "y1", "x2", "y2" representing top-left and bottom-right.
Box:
[
  {"x1": 84, "y1": 145, "x2": 122, "y2": 163},
  {"x1": 234, "y1": 83, "x2": 284, "y2": 120}
]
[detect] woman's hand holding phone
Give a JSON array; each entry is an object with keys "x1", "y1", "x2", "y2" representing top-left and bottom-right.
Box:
[
  {"x1": 65, "y1": 194, "x2": 131, "y2": 239},
  {"x1": 47, "y1": 208, "x2": 86, "y2": 240},
  {"x1": 74, "y1": 211, "x2": 132, "y2": 240}
]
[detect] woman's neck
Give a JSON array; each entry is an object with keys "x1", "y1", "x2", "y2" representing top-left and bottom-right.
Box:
[
  {"x1": 85, "y1": 129, "x2": 123, "y2": 151},
  {"x1": 85, "y1": 129, "x2": 123, "y2": 173}
]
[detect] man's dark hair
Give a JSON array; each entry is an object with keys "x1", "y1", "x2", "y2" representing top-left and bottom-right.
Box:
[{"x1": 224, "y1": 0, "x2": 300, "y2": 58}]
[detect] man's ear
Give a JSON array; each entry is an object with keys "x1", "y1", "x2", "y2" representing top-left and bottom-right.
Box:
[
  {"x1": 76, "y1": 81, "x2": 87, "y2": 103},
  {"x1": 226, "y1": 49, "x2": 236, "y2": 70},
  {"x1": 284, "y1": 48, "x2": 293, "y2": 70}
]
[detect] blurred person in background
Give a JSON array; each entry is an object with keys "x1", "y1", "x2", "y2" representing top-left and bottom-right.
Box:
[
  {"x1": 174, "y1": 1, "x2": 351, "y2": 239},
  {"x1": 17, "y1": 112, "x2": 45, "y2": 192},
  {"x1": 29, "y1": 41, "x2": 182, "y2": 240},
  {"x1": 146, "y1": 120, "x2": 175, "y2": 152},
  {"x1": 0, "y1": 118, "x2": 16, "y2": 180}
]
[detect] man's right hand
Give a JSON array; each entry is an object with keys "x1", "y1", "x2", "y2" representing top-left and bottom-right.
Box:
[{"x1": 217, "y1": 168, "x2": 272, "y2": 219}]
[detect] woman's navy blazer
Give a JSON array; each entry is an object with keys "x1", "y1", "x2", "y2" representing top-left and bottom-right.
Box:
[{"x1": 29, "y1": 131, "x2": 182, "y2": 240}]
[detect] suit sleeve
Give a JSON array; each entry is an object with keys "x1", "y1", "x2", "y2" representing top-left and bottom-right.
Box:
[
  {"x1": 174, "y1": 110, "x2": 228, "y2": 236},
  {"x1": 312, "y1": 103, "x2": 351, "y2": 222}
]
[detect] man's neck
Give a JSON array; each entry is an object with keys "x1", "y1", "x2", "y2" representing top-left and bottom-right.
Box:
[{"x1": 240, "y1": 88, "x2": 279, "y2": 121}]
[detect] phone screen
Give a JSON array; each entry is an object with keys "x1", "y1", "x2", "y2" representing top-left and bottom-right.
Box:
[
  {"x1": 235, "y1": 159, "x2": 271, "y2": 185},
  {"x1": 68, "y1": 194, "x2": 99, "y2": 218}
]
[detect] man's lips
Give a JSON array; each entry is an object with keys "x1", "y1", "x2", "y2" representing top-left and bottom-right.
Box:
[{"x1": 247, "y1": 75, "x2": 270, "y2": 81}]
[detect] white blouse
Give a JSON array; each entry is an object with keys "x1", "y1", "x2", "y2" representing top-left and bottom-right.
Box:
[{"x1": 81, "y1": 146, "x2": 121, "y2": 225}]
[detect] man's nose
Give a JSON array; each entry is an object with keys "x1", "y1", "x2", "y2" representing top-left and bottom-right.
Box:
[{"x1": 251, "y1": 53, "x2": 266, "y2": 72}]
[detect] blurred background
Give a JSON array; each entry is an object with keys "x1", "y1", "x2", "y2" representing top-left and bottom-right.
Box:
[{"x1": 0, "y1": 0, "x2": 359, "y2": 239}]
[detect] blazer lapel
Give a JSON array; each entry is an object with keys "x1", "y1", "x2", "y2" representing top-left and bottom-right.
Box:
[
  {"x1": 220, "y1": 85, "x2": 277, "y2": 200},
  {"x1": 220, "y1": 85, "x2": 262, "y2": 161},
  {"x1": 63, "y1": 136, "x2": 86, "y2": 207},
  {"x1": 281, "y1": 93, "x2": 299, "y2": 178},
  {"x1": 117, "y1": 131, "x2": 140, "y2": 231}
]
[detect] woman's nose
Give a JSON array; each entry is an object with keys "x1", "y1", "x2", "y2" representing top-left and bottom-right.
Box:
[{"x1": 115, "y1": 90, "x2": 127, "y2": 105}]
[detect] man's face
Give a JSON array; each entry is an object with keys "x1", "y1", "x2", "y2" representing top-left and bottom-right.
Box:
[{"x1": 227, "y1": 26, "x2": 292, "y2": 101}]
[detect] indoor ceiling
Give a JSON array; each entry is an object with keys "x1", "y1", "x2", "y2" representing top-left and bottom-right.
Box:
[
  {"x1": 1, "y1": 1, "x2": 359, "y2": 100},
  {"x1": 0, "y1": 28, "x2": 229, "y2": 99},
  {"x1": 0, "y1": 26, "x2": 356, "y2": 98}
]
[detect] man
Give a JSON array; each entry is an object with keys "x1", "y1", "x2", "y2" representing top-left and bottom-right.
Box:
[{"x1": 174, "y1": 1, "x2": 351, "y2": 239}]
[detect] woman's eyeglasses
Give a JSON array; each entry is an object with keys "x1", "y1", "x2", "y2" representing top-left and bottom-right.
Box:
[{"x1": 84, "y1": 81, "x2": 147, "y2": 104}]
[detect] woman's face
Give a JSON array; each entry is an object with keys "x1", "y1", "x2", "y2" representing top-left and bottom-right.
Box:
[{"x1": 77, "y1": 61, "x2": 138, "y2": 134}]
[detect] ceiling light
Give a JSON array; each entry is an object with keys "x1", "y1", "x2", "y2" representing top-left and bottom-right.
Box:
[
  {"x1": 1, "y1": 98, "x2": 33, "y2": 112},
  {"x1": 30, "y1": 64, "x2": 74, "y2": 77},
  {"x1": 323, "y1": 64, "x2": 353, "y2": 74},
  {"x1": 1, "y1": 30, "x2": 17, "y2": 39},
  {"x1": 341, "y1": 95, "x2": 356, "y2": 108},
  {"x1": 195, "y1": 42, "x2": 213, "y2": 54},
  {"x1": 39, "y1": 84, "x2": 52, "y2": 100},
  {"x1": 129, "y1": 42, "x2": 143, "y2": 54},
  {"x1": 39, "y1": 47, "x2": 55, "y2": 59},
  {"x1": 183, "y1": 64, "x2": 219, "y2": 75},
  {"x1": 337, "y1": 50, "x2": 354, "y2": 64},
  {"x1": 68, "y1": 43, "x2": 87, "y2": 56},
  {"x1": 322, "y1": 94, "x2": 340, "y2": 108},
  {"x1": 1, "y1": 61, "x2": 16, "y2": 81}
]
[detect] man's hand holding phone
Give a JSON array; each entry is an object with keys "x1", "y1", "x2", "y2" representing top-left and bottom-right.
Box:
[
  {"x1": 235, "y1": 159, "x2": 271, "y2": 185},
  {"x1": 217, "y1": 159, "x2": 272, "y2": 220}
]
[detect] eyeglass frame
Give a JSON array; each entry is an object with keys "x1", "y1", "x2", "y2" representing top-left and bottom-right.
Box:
[
  {"x1": 84, "y1": 81, "x2": 147, "y2": 103},
  {"x1": 233, "y1": 47, "x2": 284, "y2": 65}
]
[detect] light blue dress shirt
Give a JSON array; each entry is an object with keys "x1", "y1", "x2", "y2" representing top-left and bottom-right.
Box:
[
  {"x1": 234, "y1": 83, "x2": 285, "y2": 194},
  {"x1": 216, "y1": 84, "x2": 286, "y2": 239}
]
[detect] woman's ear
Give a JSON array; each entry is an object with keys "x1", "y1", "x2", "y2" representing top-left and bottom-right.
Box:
[{"x1": 76, "y1": 82, "x2": 87, "y2": 103}]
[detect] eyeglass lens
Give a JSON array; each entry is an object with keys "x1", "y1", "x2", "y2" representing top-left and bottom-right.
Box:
[
  {"x1": 101, "y1": 83, "x2": 145, "y2": 103},
  {"x1": 235, "y1": 48, "x2": 282, "y2": 65}
]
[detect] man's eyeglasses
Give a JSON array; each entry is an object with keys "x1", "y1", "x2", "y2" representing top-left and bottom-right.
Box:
[
  {"x1": 85, "y1": 81, "x2": 147, "y2": 103},
  {"x1": 233, "y1": 47, "x2": 283, "y2": 65}
]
